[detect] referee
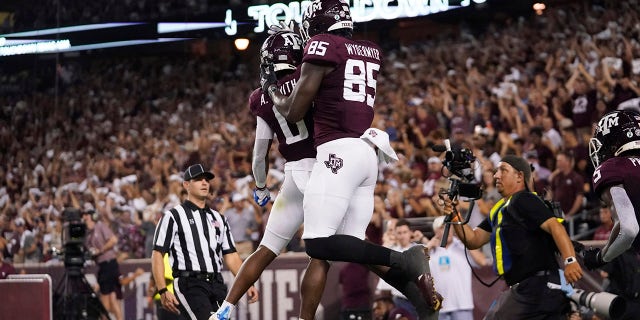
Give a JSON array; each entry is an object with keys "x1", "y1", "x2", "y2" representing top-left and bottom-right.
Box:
[{"x1": 151, "y1": 164, "x2": 259, "y2": 319}]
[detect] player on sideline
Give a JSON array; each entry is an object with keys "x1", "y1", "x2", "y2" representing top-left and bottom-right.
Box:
[{"x1": 583, "y1": 110, "x2": 640, "y2": 269}]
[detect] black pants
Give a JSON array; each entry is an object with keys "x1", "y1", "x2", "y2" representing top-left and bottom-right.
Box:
[
  {"x1": 155, "y1": 299, "x2": 186, "y2": 320},
  {"x1": 97, "y1": 259, "x2": 120, "y2": 294},
  {"x1": 485, "y1": 273, "x2": 570, "y2": 320},
  {"x1": 173, "y1": 276, "x2": 228, "y2": 320},
  {"x1": 619, "y1": 298, "x2": 640, "y2": 320}
]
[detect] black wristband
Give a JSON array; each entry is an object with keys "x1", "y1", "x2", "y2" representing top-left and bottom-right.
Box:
[
  {"x1": 158, "y1": 287, "x2": 168, "y2": 295},
  {"x1": 256, "y1": 185, "x2": 267, "y2": 191}
]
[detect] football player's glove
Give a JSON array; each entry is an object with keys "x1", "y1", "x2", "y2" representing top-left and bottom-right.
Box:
[
  {"x1": 267, "y1": 21, "x2": 295, "y2": 35},
  {"x1": 253, "y1": 186, "x2": 271, "y2": 207},
  {"x1": 583, "y1": 248, "x2": 605, "y2": 270},
  {"x1": 260, "y1": 62, "x2": 277, "y2": 95}
]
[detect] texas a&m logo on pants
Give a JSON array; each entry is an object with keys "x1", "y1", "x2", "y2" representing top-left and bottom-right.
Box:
[{"x1": 324, "y1": 153, "x2": 343, "y2": 174}]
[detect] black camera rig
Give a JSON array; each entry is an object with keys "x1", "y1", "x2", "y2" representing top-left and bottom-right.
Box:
[
  {"x1": 433, "y1": 139, "x2": 483, "y2": 247},
  {"x1": 61, "y1": 208, "x2": 89, "y2": 275}
]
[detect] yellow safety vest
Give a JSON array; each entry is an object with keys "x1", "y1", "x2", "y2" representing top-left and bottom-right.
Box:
[
  {"x1": 153, "y1": 254, "x2": 174, "y2": 301},
  {"x1": 489, "y1": 197, "x2": 509, "y2": 275},
  {"x1": 488, "y1": 192, "x2": 564, "y2": 276}
]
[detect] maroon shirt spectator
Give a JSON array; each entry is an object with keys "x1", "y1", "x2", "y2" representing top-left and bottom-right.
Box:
[
  {"x1": 550, "y1": 152, "x2": 584, "y2": 217},
  {"x1": 527, "y1": 127, "x2": 555, "y2": 171},
  {"x1": 388, "y1": 306, "x2": 416, "y2": 320},
  {"x1": 569, "y1": 88, "x2": 597, "y2": 129},
  {"x1": 339, "y1": 263, "x2": 372, "y2": 312},
  {"x1": 0, "y1": 250, "x2": 16, "y2": 279},
  {"x1": 610, "y1": 82, "x2": 639, "y2": 109},
  {"x1": 593, "y1": 228, "x2": 613, "y2": 241},
  {"x1": 373, "y1": 293, "x2": 416, "y2": 320},
  {"x1": 414, "y1": 106, "x2": 439, "y2": 137},
  {"x1": 367, "y1": 219, "x2": 383, "y2": 246}
]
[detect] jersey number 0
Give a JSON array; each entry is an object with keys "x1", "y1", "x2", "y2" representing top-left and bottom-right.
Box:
[{"x1": 272, "y1": 105, "x2": 309, "y2": 144}]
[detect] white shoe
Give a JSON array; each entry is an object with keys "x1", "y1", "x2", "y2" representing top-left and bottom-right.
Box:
[{"x1": 209, "y1": 305, "x2": 232, "y2": 320}]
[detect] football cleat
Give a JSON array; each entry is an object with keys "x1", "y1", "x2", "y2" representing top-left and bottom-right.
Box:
[{"x1": 209, "y1": 305, "x2": 231, "y2": 320}]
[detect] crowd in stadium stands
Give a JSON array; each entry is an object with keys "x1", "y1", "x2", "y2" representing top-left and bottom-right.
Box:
[
  {"x1": 1, "y1": 0, "x2": 639, "y2": 266},
  {"x1": 1, "y1": 0, "x2": 263, "y2": 33}
]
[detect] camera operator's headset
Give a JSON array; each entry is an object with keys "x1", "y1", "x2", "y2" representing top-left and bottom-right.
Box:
[{"x1": 86, "y1": 209, "x2": 100, "y2": 222}]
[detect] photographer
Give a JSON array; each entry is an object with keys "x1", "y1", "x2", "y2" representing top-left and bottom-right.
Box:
[
  {"x1": 82, "y1": 210, "x2": 122, "y2": 320},
  {"x1": 440, "y1": 155, "x2": 583, "y2": 319}
]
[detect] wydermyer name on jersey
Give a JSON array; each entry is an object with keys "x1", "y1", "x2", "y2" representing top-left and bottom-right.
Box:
[{"x1": 344, "y1": 43, "x2": 380, "y2": 60}]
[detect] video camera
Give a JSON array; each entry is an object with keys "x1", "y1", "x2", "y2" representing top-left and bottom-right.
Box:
[
  {"x1": 432, "y1": 139, "x2": 482, "y2": 248},
  {"x1": 433, "y1": 140, "x2": 482, "y2": 200},
  {"x1": 61, "y1": 208, "x2": 90, "y2": 275}
]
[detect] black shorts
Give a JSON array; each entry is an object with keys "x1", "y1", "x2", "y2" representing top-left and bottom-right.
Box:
[
  {"x1": 97, "y1": 259, "x2": 120, "y2": 295},
  {"x1": 173, "y1": 276, "x2": 227, "y2": 320}
]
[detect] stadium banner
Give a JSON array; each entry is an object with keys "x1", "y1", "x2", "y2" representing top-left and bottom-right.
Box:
[{"x1": 19, "y1": 253, "x2": 508, "y2": 320}]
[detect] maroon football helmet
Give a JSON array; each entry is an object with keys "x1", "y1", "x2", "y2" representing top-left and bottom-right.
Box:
[
  {"x1": 590, "y1": 110, "x2": 640, "y2": 167},
  {"x1": 260, "y1": 30, "x2": 303, "y2": 73},
  {"x1": 300, "y1": 0, "x2": 353, "y2": 42}
]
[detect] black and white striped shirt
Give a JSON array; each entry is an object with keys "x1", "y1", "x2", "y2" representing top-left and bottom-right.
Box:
[{"x1": 153, "y1": 200, "x2": 236, "y2": 275}]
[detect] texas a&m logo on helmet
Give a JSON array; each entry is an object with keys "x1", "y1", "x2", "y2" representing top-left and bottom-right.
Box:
[
  {"x1": 590, "y1": 110, "x2": 640, "y2": 167},
  {"x1": 300, "y1": 0, "x2": 353, "y2": 42},
  {"x1": 260, "y1": 31, "x2": 303, "y2": 72}
]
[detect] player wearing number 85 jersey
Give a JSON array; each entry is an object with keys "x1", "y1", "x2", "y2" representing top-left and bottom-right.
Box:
[{"x1": 264, "y1": 1, "x2": 439, "y2": 319}]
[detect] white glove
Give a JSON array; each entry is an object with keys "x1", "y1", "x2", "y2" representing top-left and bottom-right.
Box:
[
  {"x1": 267, "y1": 21, "x2": 295, "y2": 35},
  {"x1": 253, "y1": 187, "x2": 271, "y2": 207}
]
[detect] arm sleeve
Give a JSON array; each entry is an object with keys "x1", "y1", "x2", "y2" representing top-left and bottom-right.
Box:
[
  {"x1": 602, "y1": 186, "x2": 640, "y2": 262},
  {"x1": 252, "y1": 116, "x2": 273, "y2": 188},
  {"x1": 152, "y1": 211, "x2": 175, "y2": 254},
  {"x1": 220, "y1": 214, "x2": 237, "y2": 255}
]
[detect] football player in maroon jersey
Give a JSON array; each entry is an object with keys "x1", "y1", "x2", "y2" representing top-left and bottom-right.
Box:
[
  {"x1": 584, "y1": 110, "x2": 640, "y2": 269},
  {"x1": 262, "y1": 1, "x2": 439, "y2": 319},
  {"x1": 212, "y1": 27, "x2": 322, "y2": 320}
]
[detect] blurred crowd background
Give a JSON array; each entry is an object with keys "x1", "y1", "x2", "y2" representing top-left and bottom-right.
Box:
[{"x1": 0, "y1": 0, "x2": 639, "y2": 270}]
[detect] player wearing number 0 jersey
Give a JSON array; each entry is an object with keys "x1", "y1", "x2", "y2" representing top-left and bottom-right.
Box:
[
  {"x1": 249, "y1": 71, "x2": 316, "y2": 162},
  {"x1": 248, "y1": 70, "x2": 316, "y2": 256},
  {"x1": 212, "y1": 30, "x2": 319, "y2": 320},
  {"x1": 265, "y1": 1, "x2": 439, "y2": 319}
]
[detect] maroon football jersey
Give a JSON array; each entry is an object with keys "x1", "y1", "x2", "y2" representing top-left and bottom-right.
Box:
[
  {"x1": 249, "y1": 70, "x2": 316, "y2": 162},
  {"x1": 592, "y1": 156, "x2": 640, "y2": 249},
  {"x1": 302, "y1": 33, "x2": 382, "y2": 147}
]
